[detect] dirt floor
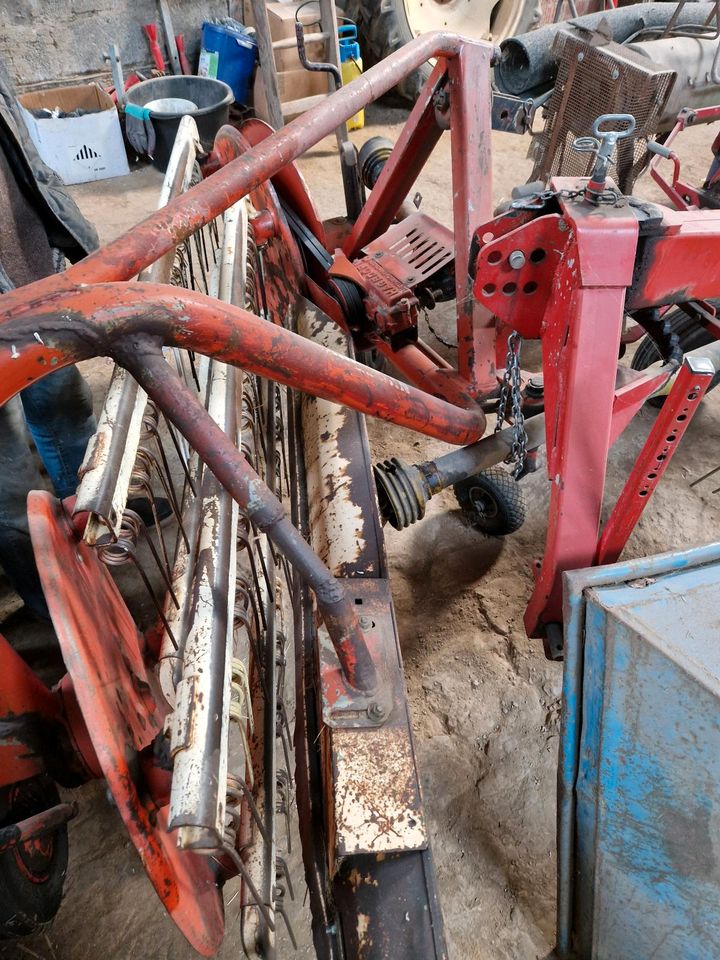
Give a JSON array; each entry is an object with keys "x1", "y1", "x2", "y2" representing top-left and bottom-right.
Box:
[{"x1": 3, "y1": 105, "x2": 720, "y2": 960}]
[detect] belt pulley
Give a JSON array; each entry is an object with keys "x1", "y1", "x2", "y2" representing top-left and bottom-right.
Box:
[{"x1": 280, "y1": 199, "x2": 366, "y2": 332}]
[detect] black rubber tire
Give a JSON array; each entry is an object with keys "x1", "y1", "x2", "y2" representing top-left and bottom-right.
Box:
[
  {"x1": 344, "y1": 0, "x2": 428, "y2": 102},
  {"x1": 631, "y1": 304, "x2": 720, "y2": 408},
  {"x1": 0, "y1": 775, "x2": 68, "y2": 939},
  {"x1": 344, "y1": 0, "x2": 541, "y2": 103},
  {"x1": 453, "y1": 466, "x2": 526, "y2": 536}
]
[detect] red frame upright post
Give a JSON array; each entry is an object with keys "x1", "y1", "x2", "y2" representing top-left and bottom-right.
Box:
[{"x1": 448, "y1": 39, "x2": 496, "y2": 395}]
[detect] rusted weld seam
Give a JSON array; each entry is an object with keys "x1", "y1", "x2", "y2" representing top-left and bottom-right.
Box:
[{"x1": 116, "y1": 337, "x2": 378, "y2": 694}]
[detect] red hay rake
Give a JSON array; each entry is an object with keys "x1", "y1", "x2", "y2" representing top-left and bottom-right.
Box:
[{"x1": 1, "y1": 32, "x2": 718, "y2": 959}]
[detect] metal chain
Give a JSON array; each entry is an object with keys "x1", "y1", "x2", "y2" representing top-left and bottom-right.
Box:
[{"x1": 494, "y1": 330, "x2": 527, "y2": 479}]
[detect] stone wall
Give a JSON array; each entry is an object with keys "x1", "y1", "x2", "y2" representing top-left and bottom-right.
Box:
[{"x1": 0, "y1": 1, "x2": 245, "y2": 90}]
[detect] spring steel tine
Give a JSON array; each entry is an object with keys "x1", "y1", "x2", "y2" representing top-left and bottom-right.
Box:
[
  {"x1": 129, "y1": 457, "x2": 174, "y2": 577},
  {"x1": 275, "y1": 899, "x2": 298, "y2": 951},
  {"x1": 139, "y1": 410, "x2": 185, "y2": 518},
  {"x1": 221, "y1": 842, "x2": 276, "y2": 933},
  {"x1": 275, "y1": 855, "x2": 295, "y2": 901},
  {"x1": 97, "y1": 516, "x2": 179, "y2": 648},
  {"x1": 231, "y1": 658, "x2": 254, "y2": 732},
  {"x1": 226, "y1": 778, "x2": 271, "y2": 846},
  {"x1": 276, "y1": 769, "x2": 292, "y2": 855},
  {"x1": 229, "y1": 703, "x2": 255, "y2": 790},
  {"x1": 690, "y1": 463, "x2": 720, "y2": 487}
]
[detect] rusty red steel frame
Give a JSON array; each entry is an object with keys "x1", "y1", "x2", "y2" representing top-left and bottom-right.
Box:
[
  {"x1": 1, "y1": 29, "x2": 720, "y2": 954},
  {"x1": 1, "y1": 31, "x2": 719, "y2": 651}
]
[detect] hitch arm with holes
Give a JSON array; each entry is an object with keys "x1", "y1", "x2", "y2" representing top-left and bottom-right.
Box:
[{"x1": 596, "y1": 356, "x2": 715, "y2": 567}]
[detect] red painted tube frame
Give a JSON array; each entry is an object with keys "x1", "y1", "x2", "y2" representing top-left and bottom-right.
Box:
[
  {"x1": 0, "y1": 282, "x2": 484, "y2": 446},
  {"x1": 0, "y1": 32, "x2": 497, "y2": 409},
  {"x1": 0, "y1": 32, "x2": 491, "y2": 318}
]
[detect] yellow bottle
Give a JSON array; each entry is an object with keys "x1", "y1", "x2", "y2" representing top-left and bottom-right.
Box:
[{"x1": 339, "y1": 25, "x2": 364, "y2": 131}]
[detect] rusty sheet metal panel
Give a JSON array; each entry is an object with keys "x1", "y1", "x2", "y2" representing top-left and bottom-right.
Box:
[
  {"x1": 298, "y1": 296, "x2": 446, "y2": 956},
  {"x1": 299, "y1": 301, "x2": 426, "y2": 856},
  {"x1": 299, "y1": 300, "x2": 385, "y2": 579},
  {"x1": 559, "y1": 543, "x2": 720, "y2": 960},
  {"x1": 320, "y1": 579, "x2": 427, "y2": 861},
  {"x1": 361, "y1": 213, "x2": 454, "y2": 287}
]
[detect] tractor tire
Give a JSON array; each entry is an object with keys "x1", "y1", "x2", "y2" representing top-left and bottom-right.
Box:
[
  {"x1": 344, "y1": 0, "x2": 542, "y2": 102},
  {"x1": 631, "y1": 303, "x2": 720, "y2": 408},
  {"x1": 0, "y1": 775, "x2": 68, "y2": 939},
  {"x1": 454, "y1": 466, "x2": 526, "y2": 536}
]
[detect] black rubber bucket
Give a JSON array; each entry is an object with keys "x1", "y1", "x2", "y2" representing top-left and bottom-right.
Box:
[{"x1": 125, "y1": 75, "x2": 233, "y2": 172}]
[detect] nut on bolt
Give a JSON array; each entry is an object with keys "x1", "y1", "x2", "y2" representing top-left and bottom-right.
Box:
[
  {"x1": 508, "y1": 249, "x2": 526, "y2": 270},
  {"x1": 358, "y1": 615, "x2": 372, "y2": 630},
  {"x1": 367, "y1": 701, "x2": 387, "y2": 721}
]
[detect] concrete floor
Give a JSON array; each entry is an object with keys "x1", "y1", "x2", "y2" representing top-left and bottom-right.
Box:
[{"x1": 2, "y1": 104, "x2": 720, "y2": 960}]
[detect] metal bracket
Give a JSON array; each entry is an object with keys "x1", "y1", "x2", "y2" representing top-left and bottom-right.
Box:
[
  {"x1": 319, "y1": 579, "x2": 401, "y2": 729},
  {"x1": 318, "y1": 578, "x2": 428, "y2": 863},
  {"x1": 491, "y1": 91, "x2": 536, "y2": 134}
]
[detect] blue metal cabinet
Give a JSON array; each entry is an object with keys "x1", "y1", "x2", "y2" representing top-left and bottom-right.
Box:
[{"x1": 558, "y1": 543, "x2": 720, "y2": 960}]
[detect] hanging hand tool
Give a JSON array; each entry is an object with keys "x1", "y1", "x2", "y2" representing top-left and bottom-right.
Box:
[
  {"x1": 158, "y1": 0, "x2": 183, "y2": 75},
  {"x1": 143, "y1": 23, "x2": 166, "y2": 73},
  {"x1": 104, "y1": 43, "x2": 126, "y2": 106},
  {"x1": 175, "y1": 34, "x2": 191, "y2": 75}
]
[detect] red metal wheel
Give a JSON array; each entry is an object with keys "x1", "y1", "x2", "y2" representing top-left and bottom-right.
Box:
[{"x1": 0, "y1": 775, "x2": 68, "y2": 939}]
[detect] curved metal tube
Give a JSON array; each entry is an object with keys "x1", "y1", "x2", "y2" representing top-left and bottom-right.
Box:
[
  {"x1": 115, "y1": 336, "x2": 378, "y2": 694},
  {"x1": 0, "y1": 282, "x2": 485, "y2": 445},
  {"x1": 0, "y1": 32, "x2": 490, "y2": 322}
]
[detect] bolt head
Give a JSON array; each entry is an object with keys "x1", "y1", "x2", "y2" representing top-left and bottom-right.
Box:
[
  {"x1": 358, "y1": 615, "x2": 372, "y2": 629},
  {"x1": 367, "y1": 701, "x2": 387, "y2": 720},
  {"x1": 508, "y1": 249, "x2": 526, "y2": 270}
]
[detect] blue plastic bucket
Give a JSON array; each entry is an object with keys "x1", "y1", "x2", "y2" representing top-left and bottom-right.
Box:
[{"x1": 200, "y1": 22, "x2": 257, "y2": 105}]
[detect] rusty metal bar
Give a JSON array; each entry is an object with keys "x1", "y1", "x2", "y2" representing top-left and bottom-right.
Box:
[
  {"x1": 342, "y1": 60, "x2": 448, "y2": 259},
  {"x1": 449, "y1": 39, "x2": 496, "y2": 395},
  {"x1": 115, "y1": 335, "x2": 378, "y2": 694},
  {"x1": 0, "y1": 282, "x2": 485, "y2": 445},
  {"x1": 0, "y1": 802, "x2": 78, "y2": 854}
]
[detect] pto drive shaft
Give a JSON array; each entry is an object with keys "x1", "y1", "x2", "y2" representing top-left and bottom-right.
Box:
[{"x1": 375, "y1": 414, "x2": 545, "y2": 529}]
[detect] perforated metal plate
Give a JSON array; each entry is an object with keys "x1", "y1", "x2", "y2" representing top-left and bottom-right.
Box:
[
  {"x1": 362, "y1": 213, "x2": 454, "y2": 287},
  {"x1": 531, "y1": 33, "x2": 675, "y2": 192}
]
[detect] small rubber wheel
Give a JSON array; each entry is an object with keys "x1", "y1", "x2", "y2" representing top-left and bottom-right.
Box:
[
  {"x1": 454, "y1": 467, "x2": 526, "y2": 536},
  {"x1": 631, "y1": 303, "x2": 720, "y2": 407},
  {"x1": 0, "y1": 775, "x2": 69, "y2": 939}
]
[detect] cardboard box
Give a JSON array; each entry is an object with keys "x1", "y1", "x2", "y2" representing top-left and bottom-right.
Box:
[{"x1": 18, "y1": 84, "x2": 129, "y2": 185}]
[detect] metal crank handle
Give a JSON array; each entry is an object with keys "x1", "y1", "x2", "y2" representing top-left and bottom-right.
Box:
[
  {"x1": 582, "y1": 113, "x2": 637, "y2": 201},
  {"x1": 591, "y1": 113, "x2": 636, "y2": 141},
  {"x1": 295, "y1": 21, "x2": 342, "y2": 90}
]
